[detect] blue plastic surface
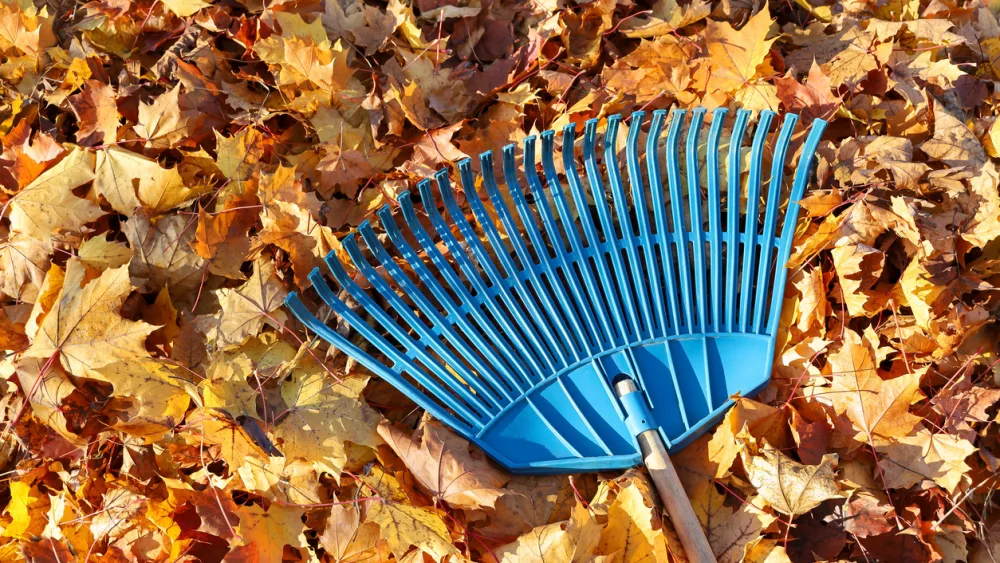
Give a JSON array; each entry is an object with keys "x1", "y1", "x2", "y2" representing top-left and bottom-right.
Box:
[{"x1": 285, "y1": 108, "x2": 827, "y2": 474}]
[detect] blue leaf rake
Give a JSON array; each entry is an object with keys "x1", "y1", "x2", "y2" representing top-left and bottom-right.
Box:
[{"x1": 286, "y1": 108, "x2": 824, "y2": 557}]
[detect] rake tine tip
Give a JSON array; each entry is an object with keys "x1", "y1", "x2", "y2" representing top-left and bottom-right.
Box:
[
  {"x1": 307, "y1": 266, "x2": 329, "y2": 287},
  {"x1": 376, "y1": 201, "x2": 396, "y2": 221}
]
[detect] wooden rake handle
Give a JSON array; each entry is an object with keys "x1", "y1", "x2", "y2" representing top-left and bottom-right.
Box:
[{"x1": 614, "y1": 378, "x2": 717, "y2": 563}]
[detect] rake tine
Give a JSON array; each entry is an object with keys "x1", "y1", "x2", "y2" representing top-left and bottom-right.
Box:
[
  {"x1": 313, "y1": 258, "x2": 490, "y2": 425},
  {"x1": 435, "y1": 168, "x2": 559, "y2": 378},
  {"x1": 605, "y1": 115, "x2": 651, "y2": 339},
  {"x1": 647, "y1": 110, "x2": 682, "y2": 334},
  {"x1": 467, "y1": 156, "x2": 572, "y2": 367},
  {"x1": 522, "y1": 136, "x2": 603, "y2": 350},
  {"x1": 565, "y1": 123, "x2": 630, "y2": 342},
  {"x1": 343, "y1": 232, "x2": 504, "y2": 412},
  {"x1": 626, "y1": 111, "x2": 661, "y2": 337},
  {"x1": 370, "y1": 208, "x2": 520, "y2": 403},
  {"x1": 286, "y1": 288, "x2": 482, "y2": 435},
  {"x1": 584, "y1": 118, "x2": 642, "y2": 339},
  {"x1": 706, "y1": 108, "x2": 728, "y2": 332},
  {"x1": 665, "y1": 109, "x2": 694, "y2": 332},
  {"x1": 767, "y1": 118, "x2": 828, "y2": 335},
  {"x1": 685, "y1": 108, "x2": 708, "y2": 330},
  {"x1": 502, "y1": 144, "x2": 591, "y2": 357},
  {"x1": 752, "y1": 115, "x2": 797, "y2": 333},
  {"x1": 489, "y1": 147, "x2": 585, "y2": 360},
  {"x1": 542, "y1": 129, "x2": 618, "y2": 346},
  {"x1": 404, "y1": 185, "x2": 536, "y2": 392},
  {"x1": 724, "y1": 109, "x2": 752, "y2": 332},
  {"x1": 739, "y1": 111, "x2": 776, "y2": 331}
]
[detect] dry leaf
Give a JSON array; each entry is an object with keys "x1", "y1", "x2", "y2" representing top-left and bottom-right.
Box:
[
  {"x1": 744, "y1": 448, "x2": 842, "y2": 516},
  {"x1": 378, "y1": 418, "x2": 509, "y2": 510}
]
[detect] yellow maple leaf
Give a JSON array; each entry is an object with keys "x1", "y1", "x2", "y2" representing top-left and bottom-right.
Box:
[
  {"x1": 363, "y1": 466, "x2": 458, "y2": 561},
  {"x1": 495, "y1": 502, "x2": 601, "y2": 563},
  {"x1": 24, "y1": 261, "x2": 156, "y2": 376},
  {"x1": 94, "y1": 147, "x2": 202, "y2": 215},
  {"x1": 272, "y1": 362, "x2": 379, "y2": 480},
  {"x1": 744, "y1": 448, "x2": 843, "y2": 516},
  {"x1": 235, "y1": 503, "x2": 307, "y2": 563},
  {"x1": 878, "y1": 427, "x2": 975, "y2": 493},
  {"x1": 378, "y1": 418, "x2": 509, "y2": 510},
  {"x1": 703, "y1": 3, "x2": 776, "y2": 97},
  {"x1": 199, "y1": 257, "x2": 287, "y2": 348},
  {"x1": 85, "y1": 359, "x2": 191, "y2": 442},
  {"x1": 201, "y1": 354, "x2": 260, "y2": 420},
  {"x1": 826, "y1": 330, "x2": 924, "y2": 444},
  {"x1": 9, "y1": 147, "x2": 102, "y2": 244}
]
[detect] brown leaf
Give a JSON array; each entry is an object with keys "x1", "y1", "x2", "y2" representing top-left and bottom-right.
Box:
[
  {"x1": 68, "y1": 80, "x2": 119, "y2": 146},
  {"x1": 825, "y1": 330, "x2": 925, "y2": 444},
  {"x1": 378, "y1": 418, "x2": 509, "y2": 510},
  {"x1": 744, "y1": 449, "x2": 842, "y2": 516}
]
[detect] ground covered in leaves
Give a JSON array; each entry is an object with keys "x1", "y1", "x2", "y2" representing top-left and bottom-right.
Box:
[{"x1": 1, "y1": 0, "x2": 1000, "y2": 560}]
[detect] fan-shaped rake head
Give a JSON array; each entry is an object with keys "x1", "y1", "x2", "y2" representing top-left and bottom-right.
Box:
[{"x1": 286, "y1": 108, "x2": 826, "y2": 473}]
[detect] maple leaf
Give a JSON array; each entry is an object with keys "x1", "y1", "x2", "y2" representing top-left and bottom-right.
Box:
[
  {"x1": 192, "y1": 182, "x2": 258, "y2": 279},
  {"x1": 363, "y1": 466, "x2": 459, "y2": 560},
  {"x1": 162, "y1": 485, "x2": 239, "y2": 539},
  {"x1": 877, "y1": 427, "x2": 975, "y2": 492},
  {"x1": 86, "y1": 359, "x2": 190, "y2": 442},
  {"x1": 703, "y1": 3, "x2": 776, "y2": 100},
  {"x1": 235, "y1": 503, "x2": 307, "y2": 563},
  {"x1": 186, "y1": 408, "x2": 271, "y2": 469},
  {"x1": 921, "y1": 104, "x2": 988, "y2": 168},
  {"x1": 95, "y1": 147, "x2": 202, "y2": 215},
  {"x1": 694, "y1": 484, "x2": 774, "y2": 563},
  {"x1": 319, "y1": 495, "x2": 361, "y2": 560},
  {"x1": 199, "y1": 257, "x2": 287, "y2": 347},
  {"x1": 9, "y1": 147, "x2": 102, "y2": 245},
  {"x1": 378, "y1": 418, "x2": 509, "y2": 510},
  {"x1": 23, "y1": 261, "x2": 156, "y2": 377},
  {"x1": 774, "y1": 62, "x2": 843, "y2": 121},
  {"x1": 133, "y1": 85, "x2": 190, "y2": 149},
  {"x1": 830, "y1": 243, "x2": 887, "y2": 317},
  {"x1": 596, "y1": 479, "x2": 672, "y2": 562},
  {"x1": 272, "y1": 363, "x2": 379, "y2": 479},
  {"x1": 237, "y1": 455, "x2": 323, "y2": 505},
  {"x1": 258, "y1": 165, "x2": 342, "y2": 287},
  {"x1": 0, "y1": 233, "x2": 50, "y2": 302},
  {"x1": 0, "y1": 0, "x2": 55, "y2": 58},
  {"x1": 201, "y1": 354, "x2": 260, "y2": 419},
  {"x1": 495, "y1": 503, "x2": 601, "y2": 563},
  {"x1": 843, "y1": 491, "x2": 896, "y2": 538},
  {"x1": 744, "y1": 448, "x2": 843, "y2": 516},
  {"x1": 825, "y1": 330, "x2": 925, "y2": 444},
  {"x1": 78, "y1": 235, "x2": 132, "y2": 272},
  {"x1": 68, "y1": 80, "x2": 119, "y2": 146},
  {"x1": 123, "y1": 210, "x2": 207, "y2": 302},
  {"x1": 214, "y1": 127, "x2": 266, "y2": 183}
]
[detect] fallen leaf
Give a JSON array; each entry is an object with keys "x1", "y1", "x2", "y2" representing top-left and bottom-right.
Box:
[
  {"x1": 378, "y1": 418, "x2": 509, "y2": 510},
  {"x1": 744, "y1": 449, "x2": 842, "y2": 516},
  {"x1": 363, "y1": 466, "x2": 458, "y2": 560},
  {"x1": 9, "y1": 148, "x2": 102, "y2": 244},
  {"x1": 826, "y1": 330, "x2": 925, "y2": 444},
  {"x1": 236, "y1": 503, "x2": 307, "y2": 563},
  {"x1": 878, "y1": 427, "x2": 975, "y2": 492},
  {"x1": 24, "y1": 261, "x2": 156, "y2": 376}
]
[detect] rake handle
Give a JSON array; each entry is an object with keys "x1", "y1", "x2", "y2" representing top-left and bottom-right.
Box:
[{"x1": 615, "y1": 379, "x2": 717, "y2": 563}]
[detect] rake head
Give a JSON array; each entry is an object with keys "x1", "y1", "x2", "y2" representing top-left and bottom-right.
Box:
[{"x1": 286, "y1": 108, "x2": 826, "y2": 474}]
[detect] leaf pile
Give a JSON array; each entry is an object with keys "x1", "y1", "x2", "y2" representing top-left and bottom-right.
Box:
[{"x1": 1, "y1": 0, "x2": 1000, "y2": 560}]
